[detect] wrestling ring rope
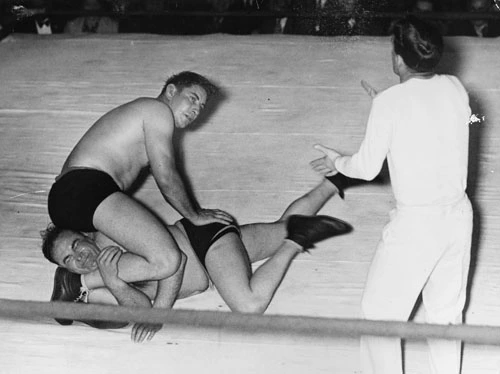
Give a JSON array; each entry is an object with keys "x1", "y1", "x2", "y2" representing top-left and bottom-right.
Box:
[{"x1": 1, "y1": 298, "x2": 500, "y2": 346}]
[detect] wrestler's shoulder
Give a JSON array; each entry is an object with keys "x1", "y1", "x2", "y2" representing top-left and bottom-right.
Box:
[
  {"x1": 127, "y1": 97, "x2": 172, "y2": 112},
  {"x1": 439, "y1": 74, "x2": 467, "y2": 93}
]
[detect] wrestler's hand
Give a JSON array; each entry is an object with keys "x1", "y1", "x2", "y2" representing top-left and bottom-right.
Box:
[
  {"x1": 131, "y1": 322, "x2": 163, "y2": 343},
  {"x1": 310, "y1": 144, "x2": 341, "y2": 176},
  {"x1": 191, "y1": 208, "x2": 234, "y2": 225},
  {"x1": 96, "y1": 246, "x2": 123, "y2": 288},
  {"x1": 361, "y1": 80, "x2": 378, "y2": 98}
]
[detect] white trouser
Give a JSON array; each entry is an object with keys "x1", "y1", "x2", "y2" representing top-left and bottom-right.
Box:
[{"x1": 360, "y1": 195, "x2": 473, "y2": 374}]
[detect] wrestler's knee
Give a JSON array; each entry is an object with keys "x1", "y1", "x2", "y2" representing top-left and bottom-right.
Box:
[
  {"x1": 149, "y1": 250, "x2": 184, "y2": 280},
  {"x1": 230, "y1": 295, "x2": 268, "y2": 314}
]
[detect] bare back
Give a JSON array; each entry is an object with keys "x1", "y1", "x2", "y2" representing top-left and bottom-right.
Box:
[{"x1": 61, "y1": 98, "x2": 175, "y2": 190}]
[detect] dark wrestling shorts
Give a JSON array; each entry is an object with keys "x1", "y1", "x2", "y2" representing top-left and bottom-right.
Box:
[
  {"x1": 179, "y1": 218, "x2": 241, "y2": 268},
  {"x1": 48, "y1": 168, "x2": 121, "y2": 232}
]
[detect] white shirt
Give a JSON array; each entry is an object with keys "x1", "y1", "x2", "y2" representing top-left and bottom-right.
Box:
[{"x1": 335, "y1": 74, "x2": 471, "y2": 207}]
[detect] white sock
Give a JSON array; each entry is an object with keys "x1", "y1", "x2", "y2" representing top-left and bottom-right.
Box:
[{"x1": 284, "y1": 238, "x2": 304, "y2": 252}]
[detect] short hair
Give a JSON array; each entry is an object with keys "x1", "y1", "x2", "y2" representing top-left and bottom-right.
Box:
[
  {"x1": 160, "y1": 71, "x2": 219, "y2": 99},
  {"x1": 390, "y1": 16, "x2": 443, "y2": 73},
  {"x1": 41, "y1": 223, "x2": 65, "y2": 265}
]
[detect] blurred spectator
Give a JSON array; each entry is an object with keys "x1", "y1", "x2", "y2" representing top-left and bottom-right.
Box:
[
  {"x1": 64, "y1": 0, "x2": 118, "y2": 34},
  {"x1": 126, "y1": 0, "x2": 216, "y2": 35},
  {"x1": 0, "y1": 0, "x2": 16, "y2": 35},
  {"x1": 411, "y1": 0, "x2": 434, "y2": 12},
  {"x1": 108, "y1": 0, "x2": 145, "y2": 33},
  {"x1": 211, "y1": 0, "x2": 276, "y2": 34},
  {"x1": 447, "y1": 0, "x2": 500, "y2": 37},
  {"x1": 1, "y1": 0, "x2": 56, "y2": 34},
  {"x1": 410, "y1": 0, "x2": 449, "y2": 35},
  {"x1": 318, "y1": 0, "x2": 393, "y2": 36},
  {"x1": 318, "y1": 0, "x2": 358, "y2": 36},
  {"x1": 269, "y1": 0, "x2": 292, "y2": 33},
  {"x1": 282, "y1": 0, "x2": 317, "y2": 35}
]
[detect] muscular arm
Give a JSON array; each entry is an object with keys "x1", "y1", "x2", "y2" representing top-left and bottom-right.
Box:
[
  {"x1": 96, "y1": 244, "x2": 187, "y2": 342},
  {"x1": 85, "y1": 283, "x2": 151, "y2": 330},
  {"x1": 97, "y1": 246, "x2": 152, "y2": 308},
  {"x1": 143, "y1": 103, "x2": 233, "y2": 225},
  {"x1": 80, "y1": 247, "x2": 152, "y2": 330},
  {"x1": 143, "y1": 106, "x2": 201, "y2": 221},
  {"x1": 91, "y1": 250, "x2": 186, "y2": 310},
  {"x1": 127, "y1": 251, "x2": 186, "y2": 343}
]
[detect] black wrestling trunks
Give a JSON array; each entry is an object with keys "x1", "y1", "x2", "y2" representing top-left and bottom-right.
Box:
[
  {"x1": 179, "y1": 218, "x2": 241, "y2": 267},
  {"x1": 48, "y1": 168, "x2": 121, "y2": 232}
]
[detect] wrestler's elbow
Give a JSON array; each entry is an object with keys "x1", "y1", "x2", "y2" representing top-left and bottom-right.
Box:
[
  {"x1": 365, "y1": 170, "x2": 380, "y2": 181},
  {"x1": 356, "y1": 165, "x2": 381, "y2": 181}
]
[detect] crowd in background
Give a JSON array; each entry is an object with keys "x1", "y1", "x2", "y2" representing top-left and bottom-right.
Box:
[{"x1": 1, "y1": 0, "x2": 499, "y2": 37}]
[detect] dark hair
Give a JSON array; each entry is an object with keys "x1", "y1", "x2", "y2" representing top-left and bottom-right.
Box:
[
  {"x1": 41, "y1": 223, "x2": 65, "y2": 265},
  {"x1": 160, "y1": 71, "x2": 219, "y2": 99},
  {"x1": 390, "y1": 16, "x2": 443, "y2": 72}
]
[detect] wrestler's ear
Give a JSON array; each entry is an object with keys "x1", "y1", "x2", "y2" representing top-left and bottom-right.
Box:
[
  {"x1": 82, "y1": 232, "x2": 95, "y2": 240},
  {"x1": 394, "y1": 53, "x2": 406, "y2": 71},
  {"x1": 165, "y1": 84, "x2": 178, "y2": 100}
]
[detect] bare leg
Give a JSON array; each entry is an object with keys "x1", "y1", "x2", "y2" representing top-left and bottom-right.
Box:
[
  {"x1": 278, "y1": 179, "x2": 337, "y2": 220},
  {"x1": 205, "y1": 233, "x2": 301, "y2": 314},
  {"x1": 240, "y1": 180, "x2": 337, "y2": 262},
  {"x1": 83, "y1": 192, "x2": 181, "y2": 289}
]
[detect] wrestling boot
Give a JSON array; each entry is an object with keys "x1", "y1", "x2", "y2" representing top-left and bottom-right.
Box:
[
  {"x1": 326, "y1": 172, "x2": 385, "y2": 199},
  {"x1": 286, "y1": 215, "x2": 353, "y2": 250},
  {"x1": 51, "y1": 267, "x2": 88, "y2": 325}
]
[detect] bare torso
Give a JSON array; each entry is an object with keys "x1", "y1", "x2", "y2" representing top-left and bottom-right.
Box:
[{"x1": 60, "y1": 97, "x2": 173, "y2": 190}]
